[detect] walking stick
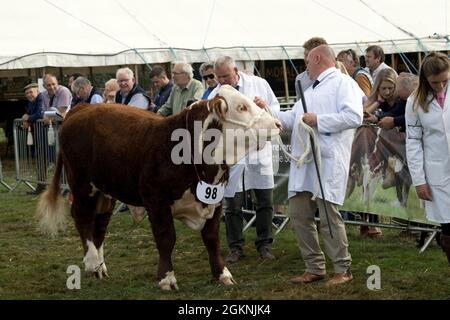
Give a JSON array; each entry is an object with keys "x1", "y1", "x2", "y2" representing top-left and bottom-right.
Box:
[{"x1": 297, "y1": 79, "x2": 333, "y2": 238}]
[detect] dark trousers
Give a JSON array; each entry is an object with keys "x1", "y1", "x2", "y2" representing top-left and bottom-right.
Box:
[
  {"x1": 442, "y1": 223, "x2": 450, "y2": 236},
  {"x1": 224, "y1": 189, "x2": 274, "y2": 252}
]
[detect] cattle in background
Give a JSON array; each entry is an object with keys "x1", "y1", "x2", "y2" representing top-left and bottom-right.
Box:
[
  {"x1": 346, "y1": 125, "x2": 381, "y2": 203},
  {"x1": 0, "y1": 100, "x2": 27, "y2": 156},
  {"x1": 347, "y1": 125, "x2": 411, "y2": 207},
  {"x1": 36, "y1": 85, "x2": 280, "y2": 290}
]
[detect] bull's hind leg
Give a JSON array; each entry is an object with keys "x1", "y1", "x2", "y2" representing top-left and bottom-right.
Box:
[
  {"x1": 92, "y1": 193, "x2": 115, "y2": 279},
  {"x1": 147, "y1": 205, "x2": 178, "y2": 290},
  {"x1": 72, "y1": 194, "x2": 100, "y2": 275},
  {"x1": 72, "y1": 191, "x2": 113, "y2": 279},
  {"x1": 201, "y1": 205, "x2": 235, "y2": 286}
]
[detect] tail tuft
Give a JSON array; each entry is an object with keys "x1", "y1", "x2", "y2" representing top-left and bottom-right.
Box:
[{"x1": 36, "y1": 189, "x2": 68, "y2": 237}]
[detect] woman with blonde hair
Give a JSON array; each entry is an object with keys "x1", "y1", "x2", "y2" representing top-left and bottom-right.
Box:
[
  {"x1": 103, "y1": 78, "x2": 120, "y2": 103},
  {"x1": 406, "y1": 52, "x2": 450, "y2": 265},
  {"x1": 364, "y1": 68, "x2": 398, "y2": 123}
]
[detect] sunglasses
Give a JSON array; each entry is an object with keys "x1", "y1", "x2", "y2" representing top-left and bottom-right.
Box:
[{"x1": 202, "y1": 74, "x2": 215, "y2": 81}]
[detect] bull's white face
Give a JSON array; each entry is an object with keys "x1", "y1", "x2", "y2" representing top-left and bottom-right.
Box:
[{"x1": 207, "y1": 85, "x2": 280, "y2": 165}]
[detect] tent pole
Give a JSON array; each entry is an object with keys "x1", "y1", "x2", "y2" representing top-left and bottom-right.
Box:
[
  {"x1": 134, "y1": 64, "x2": 139, "y2": 83},
  {"x1": 282, "y1": 60, "x2": 289, "y2": 103},
  {"x1": 89, "y1": 67, "x2": 94, "y2": 83},
  {"x1": 391, "y1": 54, "x2": 396, "y2": 70}
]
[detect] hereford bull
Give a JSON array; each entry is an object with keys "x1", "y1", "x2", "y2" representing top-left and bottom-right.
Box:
[{"x1": 36, "y1": 85, "x2": 280, "y2": 290}]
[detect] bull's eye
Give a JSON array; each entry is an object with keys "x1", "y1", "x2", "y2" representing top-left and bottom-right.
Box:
[{"x1": 238, "y1": 105, "x2": 248, "y2": 112}]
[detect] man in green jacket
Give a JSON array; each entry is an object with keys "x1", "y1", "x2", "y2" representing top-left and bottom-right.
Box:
[{"x1": 157, "y1": 62, "x2": 204, "y2": 117}]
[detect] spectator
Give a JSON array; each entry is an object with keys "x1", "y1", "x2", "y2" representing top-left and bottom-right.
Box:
[
  {"x1": 115, "y1": 67, "x2": 151, "y2": 109},
  {"x1": 71, "y1": 77, "x2": 103, "y2": 105},
  {"x1": 22, "y1": 83, "x2": 45, "y2": 195},
  {"x1": 378, "y1": 72, "x2": 418, "y2": 131},
  {"x1": 68, "y1": 73, "x2": 84, "y2": 107},
  {"x1": 22, "y1": 83, "x2": 43, "y2": 130},
  {"x1": 157, "y1": 62, "x2": 203, "y2": 117},
  {"x1": 271, "y1": 45, "x2": 362, "y2": 286},
  {"x1": 209, "y1": 56, "x2": 280, "y2": 262},
  {"x1": 294, "y1": 37, "x2": 328, "y2": 100},
  {"x1": 336, "y1": 61, "x2": 349, "y2": 75},
  {"x1": 364, "y1": 45, "x2": 397, "y2": 83},
  {"x1": 405, "y1": 51, "x2": 450, "y2": 265},
  {"x1": 361, "y1": 68, "x2": 400, "y2": 237},
  {"x1": 364, "y1": 68, "x2": 399, "y2": 124},
  {"x1": 103, "y1": 78, "x2": 120, "y2": 103},
  {"x1": 149, "y1": 66, "x2": 173, "y2": 112},
  {"x1": 199, "y1": 62, "x2": 218, "y2": 99},
  {"x1": 42, "y1": 73, "x2": 72, "y2": 120},
  {"x1": 337, "y1": 49, "x2": 373, "y2": 97}
]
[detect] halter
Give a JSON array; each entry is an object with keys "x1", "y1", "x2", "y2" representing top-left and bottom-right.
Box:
[{"x1": 207, "y1": 96, "x2": 269, "y2": 130}]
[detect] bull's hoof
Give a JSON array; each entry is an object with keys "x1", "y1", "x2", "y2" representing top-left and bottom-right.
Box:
[
  {"x1": 86, "y1": 263, "x2": 109, "y2": 279},
  {"x1": 158, "y1": 271, "x2": 179, "y2": 291},
  {"x1": 94, "y1": 263, "x2": 109, "y2": 279},
  {"x1": 219, "y1": 267, "x2": 236, "y2": 286}
]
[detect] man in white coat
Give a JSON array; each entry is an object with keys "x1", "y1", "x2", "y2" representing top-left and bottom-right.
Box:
[
  {"x1": 208, "y1": 56, "x2": 280, "y2": 263},
  {"x1": 271, "y1": 45, "x2": 363, "y2": 286}
]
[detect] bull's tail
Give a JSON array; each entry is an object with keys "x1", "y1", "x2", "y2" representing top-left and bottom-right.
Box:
[{"x1": 36, "y1": 151, "x2": 68, "y2": 237}]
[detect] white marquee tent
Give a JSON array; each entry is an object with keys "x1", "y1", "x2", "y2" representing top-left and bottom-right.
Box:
[{"x1": 1, "y1": 0, "x2": 450, "y2": 70}]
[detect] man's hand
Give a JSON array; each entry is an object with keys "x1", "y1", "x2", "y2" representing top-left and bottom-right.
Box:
[
  {"x1": 253, "y1": 96, "x2": 268, "y2": 109},
  {"x1": 43, "y1": 117, "x2": 51, "y2": 126},
  {"x1": 415, "y1": 183, "x2": 432, "y2": 201},
  {"x1": 378, "y1": 116, "x2": 395, "y2": 130},
  {"x1": 302, "y1": 112, "x2": 317, "y2": 127}
]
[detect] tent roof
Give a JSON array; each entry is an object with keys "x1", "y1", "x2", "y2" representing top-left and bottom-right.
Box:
[{"x1": 2, "y1": 0, "x2": 450, "y2": 69}]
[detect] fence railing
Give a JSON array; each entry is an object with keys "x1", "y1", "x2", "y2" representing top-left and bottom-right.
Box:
[
  {"x1": 0, "y1": 156, "x2": 12, "y2": 190},
  {"x1": 12, "y1": 118, "x2": 68, "y2": 191}
]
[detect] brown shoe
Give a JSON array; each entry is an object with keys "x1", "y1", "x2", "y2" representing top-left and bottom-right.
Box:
[
  {"x1": 367, "y1": 227, "x2": 382, "y2": 238},
  {"x1": 259, "y1": 247, "x2": 276, "y2": 260},
  {"x1": 290, "y1": 272, "x2": 325, "y2": 284},
  {"x1": 325, "y1": 270, "x2": 353, "y2": 287},
  {"x1": 226, "y1": 249, "x2": 244, "y2": 264}
]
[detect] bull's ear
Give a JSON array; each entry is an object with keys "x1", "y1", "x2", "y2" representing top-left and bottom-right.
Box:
[
  {"x1": 186, "y1": 99, "x2": 198, "y2": 109},
  {"x1": 208, "y1": 97, "x2": 227, "y2": 120}
]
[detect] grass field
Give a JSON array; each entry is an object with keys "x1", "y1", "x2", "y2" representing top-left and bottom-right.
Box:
[{"x1": 1, "y1": 129, "x2": 449, "y2": 300}]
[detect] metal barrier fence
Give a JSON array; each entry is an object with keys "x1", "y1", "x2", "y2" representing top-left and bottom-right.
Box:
[
  {"x1": 12, "y1": 118, "x2": 68, "y2": 191},
  {"x1": 0, "y1": 156, "x2": 12, "y2": 190}
]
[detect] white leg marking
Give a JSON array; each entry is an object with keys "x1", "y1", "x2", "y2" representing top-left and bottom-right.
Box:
[
  {"x1": 83, "y1": 240, "x2": 99, "y2": 273},
  {"x1": 97, "y1": 245, "x2": 109, "y2": 278},
  {"x1": 158, "y1": 271, "x2": 179, "y2": 291},
  {"x1": 219, "y1": 267, "x2": 236, "y2": 285}
]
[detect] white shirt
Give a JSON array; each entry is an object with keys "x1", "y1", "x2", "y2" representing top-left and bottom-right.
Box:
[
  {"x1": 365, "y1": 62, "x2": 397, "y2": 84},
  {"x1": 273, "y1": 67, "x2": 363, "y2": 205},
  {"x1": 208, "y1": 71, "x2": 280, "y2": 196}
]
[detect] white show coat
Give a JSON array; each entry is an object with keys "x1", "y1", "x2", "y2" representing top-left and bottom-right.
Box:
[
  {"x1": 405, "y1": 91, "x2": 450, "y2": 223},
  {"x1": 273, "y1": 67, "x2": 363, "y2": 205},
  {"x1": 208, "y1": 71, "x2": 280, "y2": 197}
]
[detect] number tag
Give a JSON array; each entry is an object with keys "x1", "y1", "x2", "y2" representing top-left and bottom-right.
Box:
[{"x1": 196, "y1": 181, "x2": 225, "y2": 205}]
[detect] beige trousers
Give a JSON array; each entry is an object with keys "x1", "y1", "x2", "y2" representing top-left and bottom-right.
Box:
[{"x1": 289, "y1": 192, "x2": 351, "y2": 275}]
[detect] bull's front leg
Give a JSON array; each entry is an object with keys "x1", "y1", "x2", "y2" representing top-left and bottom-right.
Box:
[
  {"x1": 147, "y1": 205, "x2": 178, "y2": 290},
  {"x1": 201, "y1": 204, "x2": 236, "y2": 286}
]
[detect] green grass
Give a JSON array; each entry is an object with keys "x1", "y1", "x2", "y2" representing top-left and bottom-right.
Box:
[{"x1": 1, "y1": 138, "x2": 450, "y2": 300}]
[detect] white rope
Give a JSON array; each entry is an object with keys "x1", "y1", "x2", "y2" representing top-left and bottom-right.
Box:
[{"x1": 265, "y1": 106, "x2": 322, "y2": 200}]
